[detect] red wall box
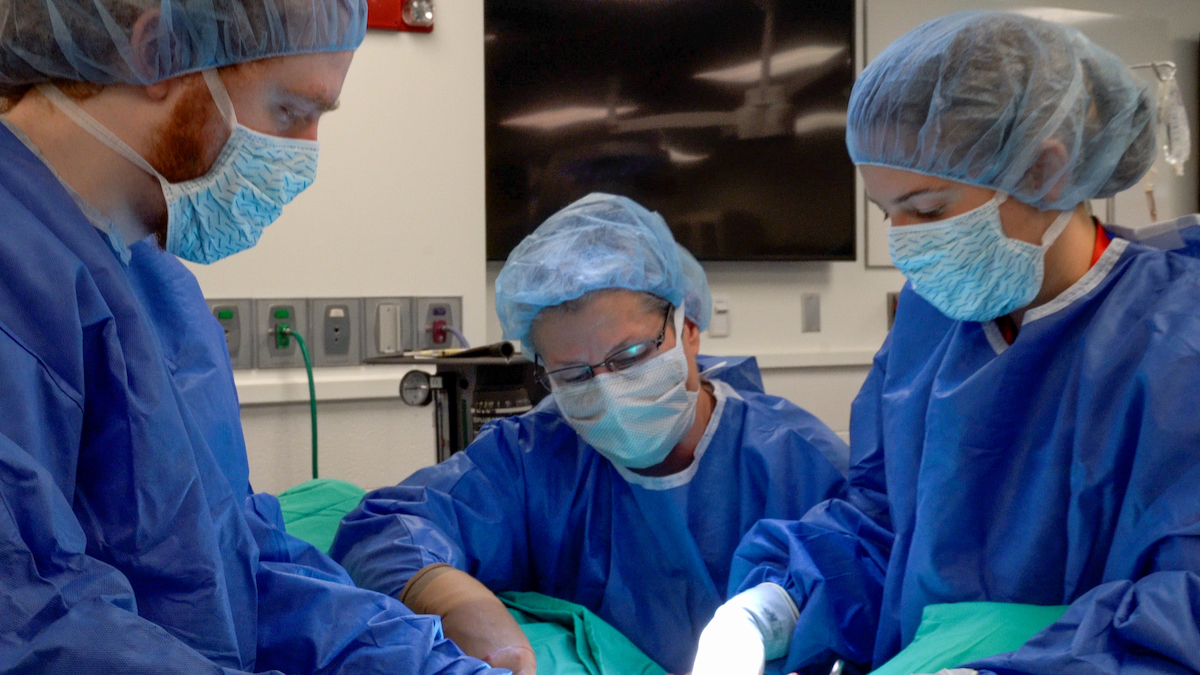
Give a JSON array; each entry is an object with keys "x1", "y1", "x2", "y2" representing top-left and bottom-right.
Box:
[{"x1": 367, "y1": 0, "x2": 434, "y2": 32}]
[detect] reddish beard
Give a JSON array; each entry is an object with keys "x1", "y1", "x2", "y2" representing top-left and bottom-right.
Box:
[{"x1": 145, "y1": 77, "x2": 226, "y2": 248}]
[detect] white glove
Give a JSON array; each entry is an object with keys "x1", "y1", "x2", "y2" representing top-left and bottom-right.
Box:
[
  {"x1": 916, "y1": 670, "x2": 978, "y2": 675},
  {"x1": 691, "y1": 583, "x2": 799, "y2": 675}
]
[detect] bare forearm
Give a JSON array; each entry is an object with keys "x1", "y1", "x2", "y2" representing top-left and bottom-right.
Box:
[{"x1": 401, "y1": 564, "x2": 536, "y2": 673}]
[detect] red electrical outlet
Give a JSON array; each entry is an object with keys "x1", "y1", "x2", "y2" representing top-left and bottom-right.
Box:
[{"x1": 367, "y1": 0, "x2": 434, "y2": 32}]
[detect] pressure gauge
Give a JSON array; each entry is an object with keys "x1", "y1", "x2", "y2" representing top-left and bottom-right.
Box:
[{"x1": 400, "y1": 370, "x2": 433, "y2": 406}]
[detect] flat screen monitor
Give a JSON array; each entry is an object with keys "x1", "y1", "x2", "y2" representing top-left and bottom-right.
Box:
[{"x1": 485, "y1": 0, "x2": 856, "y2": 262}]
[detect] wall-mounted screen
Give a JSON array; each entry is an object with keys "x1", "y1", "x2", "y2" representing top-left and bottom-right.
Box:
[{"x1": 485, "y1": 0, "x2": 856, "y2": 262}]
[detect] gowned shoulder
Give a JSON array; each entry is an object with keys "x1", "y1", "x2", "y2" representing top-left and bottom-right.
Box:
[{"x1": 732, "y1": 388, "x2": 850, "y2": 477}]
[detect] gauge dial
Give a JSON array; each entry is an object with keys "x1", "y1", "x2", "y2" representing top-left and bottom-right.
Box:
[{"x1": 400, "y1": 370, "x2": 433, "y2": 406}]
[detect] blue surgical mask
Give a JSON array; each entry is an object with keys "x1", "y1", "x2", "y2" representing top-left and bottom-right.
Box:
[
  {"x1": 553, "y1": 311, "x2": 699, "y2": 470},
  {"x1": 889, "y1": 192, "x2": 1072, "y2": 322},
  {"x1": 40, "y1": 69, "x2": 318, "y2": 264}
]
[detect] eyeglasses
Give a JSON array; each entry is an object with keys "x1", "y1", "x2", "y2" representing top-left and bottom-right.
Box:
[{"x1": 538, "y1": 307, "x2": 673, "y2": 389}]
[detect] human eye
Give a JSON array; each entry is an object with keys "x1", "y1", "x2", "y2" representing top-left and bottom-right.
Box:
[
  {"x1": 552, "y1": 366, "x2": 592, "y2": 385},
  {"x1": 607, "y1": 342, "x2": 654, "y2": 371},
  {"x1": 907, "y1": 195, "x2": 950, "y2": 220}
]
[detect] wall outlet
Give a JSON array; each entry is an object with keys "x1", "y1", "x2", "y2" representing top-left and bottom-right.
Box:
[
  {"x1": 801, "y1": 293, "x2": 821, "y2": 333},
  {"x1": 206, "y1": 299, "x2": 254, "y2": 369},
  {"x1": 254, "y1": 299, "x2": 310, "y2": 369},
  {"x1": 415, "y1": 297, "x2": 464, "y2": 350},
  {"x1": 364, "y1": 297, "x2": 414, "y2": 359},
  {"x1": 309, "y1": 298, "x2": 363, "y2": 367}
]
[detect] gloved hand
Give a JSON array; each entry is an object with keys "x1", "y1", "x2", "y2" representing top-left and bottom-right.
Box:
[
  {"x1": 401, "y1": 564, "x2": 537, "y2": 674},
  {"x1": 915, "y1": 670, "x2": 977, "y2": 675},
  {"x1": 691, "y1": 583, "x2": 799, "y2": 675}
]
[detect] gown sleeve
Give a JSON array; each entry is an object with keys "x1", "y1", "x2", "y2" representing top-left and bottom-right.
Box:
[
  {"x1": 242, "y1": 493, "x2": 502, "y2": 675},
  {"x1": 0, "y1": 430, "x2": 255, "y2": 675},
  {"x1": 729, "y1": 337, "x2": 896, "y2": 671},
  {"x1": 330, "y1": 419, "x2": 533, "y2": 599}
]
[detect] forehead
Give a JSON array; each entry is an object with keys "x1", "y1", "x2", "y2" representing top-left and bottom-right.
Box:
[
  {"x1": 859, "y1": 165, "x2": 959, "y2": 203},
  {"x1": 229, "y1": 51, "x2": 354, "y2": 105},
  {"x1": 533, "y1": 291, "x2": 664, "y2": 365}
]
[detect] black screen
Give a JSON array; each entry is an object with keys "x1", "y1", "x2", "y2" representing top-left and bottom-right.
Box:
[{"x1": 485, "y1": 0, "x2": 856, "y2": 261}]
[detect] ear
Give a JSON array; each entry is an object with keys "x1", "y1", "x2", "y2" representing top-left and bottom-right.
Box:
[
  {"x1": 130, "y1": 9, "x2": 175, "y2": 85},
  {"x1": 682, "y1": 317, "x2": 702, "y2": 358},
  {"x1": 1026, "y1": 139, "x2": 1071, "y2": 204}
]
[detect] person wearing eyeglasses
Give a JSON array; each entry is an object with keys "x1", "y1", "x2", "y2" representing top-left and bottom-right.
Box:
[{"x1": 330, "y1": 192, "x2": 849, "y2": 675}]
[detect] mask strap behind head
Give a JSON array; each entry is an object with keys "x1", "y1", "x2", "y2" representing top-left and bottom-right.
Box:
[
  {"x1": 1041, "y1": 209, "x2": 1074, "y2": 250},
  {"x1": 200, "y1": 69, "x2": 238, "y2": 128},
  {"x1": 670, "y1": 304, "x2": 687, "y2": 347},
  {"x1": 37, "y1": 84, "x2": 164, "y2": 180}
]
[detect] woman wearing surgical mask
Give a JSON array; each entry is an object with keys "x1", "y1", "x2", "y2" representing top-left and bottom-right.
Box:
[
  {"x1": 330, "y1": 193, "x2": 849, "y2": 675},
  {"x1": 693, "y1": 11, "x2": 1200, "y2": 675}
]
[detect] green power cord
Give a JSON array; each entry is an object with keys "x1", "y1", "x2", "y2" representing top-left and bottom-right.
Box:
[{"x1": 276, "y1": 324, "x2": 318, "y2": 480}]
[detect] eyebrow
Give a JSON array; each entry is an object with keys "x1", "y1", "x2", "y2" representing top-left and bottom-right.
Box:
[
  {"x1": 869, "y1": 187, "x2": 952, "y2": 210},
  {"x1": 283, "y1": 89, "x2": 341, "y2": 113}
]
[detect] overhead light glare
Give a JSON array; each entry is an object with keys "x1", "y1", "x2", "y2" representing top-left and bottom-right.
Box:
[
  {"x1": 665, "y1": 148, "x2": 710, "y2": 164},
  {"x1": 695, "y1": 44, "x2": 846, "y2": 85},
  {"x1": 501, "y1": 105, "x2": 638, "y2": 130},
  {"x1": 1011, "y1": 7, "x2": 1119, "y2": 25},
  {"x1": 793, "y1": 110, "x2": 846, "y2": 136}
]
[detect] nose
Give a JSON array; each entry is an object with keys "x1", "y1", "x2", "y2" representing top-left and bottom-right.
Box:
[{"x1": 591, "y1": 364, "x2": 615, "y2": 377}]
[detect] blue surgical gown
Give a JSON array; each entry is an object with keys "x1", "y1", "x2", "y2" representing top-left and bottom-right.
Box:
[
  {"x1": 0, "y1": 124, "x2": 498, "y2": 674},
  {"x1": 731, "y1": 235, "x2": 1200, "y2": 674},
  {"x1": 330, "y1": 359, "x2": 849, "y2": 674}
]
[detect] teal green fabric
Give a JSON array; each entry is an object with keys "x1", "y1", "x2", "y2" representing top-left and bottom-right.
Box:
[
  {"x1": 500, "y1": 592, "x2": 667, "y2": 675},
  {"x1": 870, "y1": 602, "x2": 1068, "y2": 675},
  {"x1": 276, "y1": 482, "x2": 665, "y2": 674},
  {"x1": 277, "y1": 479, "x2": 366, "y2": 554}
]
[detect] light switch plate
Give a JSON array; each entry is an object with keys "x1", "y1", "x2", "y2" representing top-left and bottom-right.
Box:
[
  {"x1": 709, "y1": 295, "x2": 731, "y2": 338},
  {"x1": 364, "y1": 297, "x2": 414, "y2": 359},
  {"x1": 801, "y1": 293, "x2": 821, "y2": 333}
]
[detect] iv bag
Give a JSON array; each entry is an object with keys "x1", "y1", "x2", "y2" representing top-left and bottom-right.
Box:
[{"x1": 1159, "y1": 72, "x2": 1191, "y2": 176}]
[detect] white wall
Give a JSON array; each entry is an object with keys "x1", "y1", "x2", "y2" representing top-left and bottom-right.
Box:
[
  {"x1": 187, "y1": 0, "x2": 487, "y2": 493},
  {"x1": 191, "y1": 0, "x2": 1200, "y2": 495}
]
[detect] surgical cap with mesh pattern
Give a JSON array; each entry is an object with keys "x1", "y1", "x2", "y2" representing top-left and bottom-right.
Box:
[
  {"x1": 496, "y1": 193, "x2": 712, "y2": 355},
  {"x1": 846, "y1": 11, "x2": 1156, "y2": 211},
  {"x1": 0, "y1": 0, "x2": 366, "y2": 86}
]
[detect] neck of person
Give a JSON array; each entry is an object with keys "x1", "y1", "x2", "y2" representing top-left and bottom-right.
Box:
[
  {"x1": 3, "y1": 90, "x2": 160, "y2": 245},
  {"x1": 629, "y1": 379, "x2": 717, "y2": 478},
  {"x1": 1009, "y1": 204, "x2": 1096, "y2": 326}
]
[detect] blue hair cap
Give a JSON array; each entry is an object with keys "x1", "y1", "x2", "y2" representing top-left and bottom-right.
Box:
[
  {"x1": 846, "y1": 11, "x2": 1157, "y2": 210},
  {"x1": 495, "y1": 193, "x2": 712, "y2": 355},
  {"x1": 0, "y1": 0, "x2": 367, "y2": 86}
]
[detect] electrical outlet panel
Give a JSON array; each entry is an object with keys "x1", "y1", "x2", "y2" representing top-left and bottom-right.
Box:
[
  {"x1": 415, "y1": 297, "x2": 464, "y2": 350},
  {"x1": 206, "y1": 299, "x2": 254, "y2": 369},
  {"x1": 309, "y1": 298, "x2": 363, "y2": 367},
  {"x1": 254, "y1": 299, "x2": 310, "y2": 369},
  {"x1": 364, "y1": 297, "x2": 414, "y2": 359}
]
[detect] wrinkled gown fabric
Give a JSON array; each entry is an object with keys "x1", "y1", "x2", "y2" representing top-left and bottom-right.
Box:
[
  {"x1": 731, "y1": 235, "x2": 1200, "y2": 674},
  {"x1": 0, "y1": 124, "x2": 497, "y2": 675},
  {"x1": 331, "y1": 357, "x2": 849, "y2": 674}
]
